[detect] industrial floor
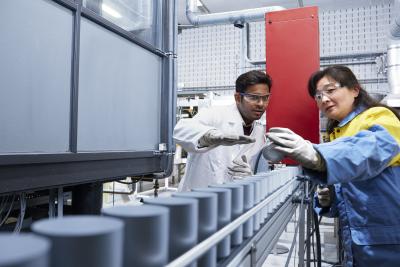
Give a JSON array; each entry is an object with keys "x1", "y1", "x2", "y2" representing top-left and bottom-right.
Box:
[{"x1": 263, "y1": 216, "x2": 338, "y2": 267}]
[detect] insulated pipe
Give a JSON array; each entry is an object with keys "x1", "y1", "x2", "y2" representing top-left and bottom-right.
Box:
[
  {"x1": 241, "y1": 23, "x2": 266, "y2": 65},
  {"x1": 0, "y1": 234, "x2": 50, "y2": 267},
  {"x1": 186, "y1": 0, "x2": 285, "y2": 27},
  {"x1": 385, "y1": 0, "x2": 400, "y2": 107},
  {"x1": 391, "y1": 0, "x2": 400, "y2": 38},
  {"x1": 387, "y1": 42, "x2": 400, "y2": 94}
]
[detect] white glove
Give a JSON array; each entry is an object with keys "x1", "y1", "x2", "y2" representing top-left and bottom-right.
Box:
[
  {"x1": 265, "y1": 127, "x2": 326, "y2": 171},
  {"x1": 227, "y1": 155, "x2": 253, "y2": 179},
  {"x1": 198, "y1": 129, "x2": 255, "y2": 147},
  {"x1": 317, "y1": 185, "x2": 334, "y2": 207}
]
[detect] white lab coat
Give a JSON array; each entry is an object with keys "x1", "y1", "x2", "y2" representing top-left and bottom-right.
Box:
[{"x1": 173, "y1": 104, "x2": 266, "y2": 191}]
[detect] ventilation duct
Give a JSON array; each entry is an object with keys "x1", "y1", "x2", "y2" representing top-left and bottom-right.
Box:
[
  {"x1": 383, "y1": 0, "x2": 400, "y2": 107},
  {"x1": 186, "y1": 0, "x2": 284, "y2": 27}
]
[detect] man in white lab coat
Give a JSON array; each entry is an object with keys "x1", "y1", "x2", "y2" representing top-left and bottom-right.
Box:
[{"x1": 174, "y1": 70, "x2": 272, "y2": 191}]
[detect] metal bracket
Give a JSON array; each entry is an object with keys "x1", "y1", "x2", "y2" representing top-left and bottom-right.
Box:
[
  {"x1": 375, "y1": 53, "x2": 387, "y2": 74},
  {"x1": 153, "y1": 143, "x2": 169, "y2": 156},
  {"x1": 250, "y1": 243, "x2": 257, "y2": 267}
]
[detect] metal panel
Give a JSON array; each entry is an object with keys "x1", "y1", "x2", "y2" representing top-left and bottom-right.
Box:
[
  {"x1": 265, "y1": 7, "x2": 320, "y2": 163},
  {"x1": 0, "y1": 0, "x2": 176, "y2": 193},
  {"x1": 0, "y1": 154, "x2": 161, "y2": 195},
  {"x1": 0, "y1": 0, "x2": 73, "y2": 153},
  {"x1": 78, "y1": 18, "x2": 162, "y2": 151}
]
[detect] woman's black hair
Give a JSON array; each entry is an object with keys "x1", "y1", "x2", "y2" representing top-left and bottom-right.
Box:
[
  {"x1": 235, "y1": 70, "x2": 272, "y2": 93},
  {"x1": 308, "y1": 65, "x2": 400, "y2": 134}
]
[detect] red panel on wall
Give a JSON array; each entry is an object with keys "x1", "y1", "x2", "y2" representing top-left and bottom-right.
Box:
[{"x1": 265, "y1": 7, "x2": 320, "y2": 165}]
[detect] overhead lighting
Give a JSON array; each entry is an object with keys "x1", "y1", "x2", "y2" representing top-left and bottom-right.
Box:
[
  {"x1": 197, "y1": 0, "x2": 203, "y2": 7},
  {"x1": 102, "y1": 4, "x2": 122, "y2": 19}
]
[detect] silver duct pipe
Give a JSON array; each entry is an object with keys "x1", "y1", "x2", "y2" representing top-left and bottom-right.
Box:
[
  {"x1": 241, "y1": 23, "x2": 266, "y2": 66},
  {"x1": 186, "y1": 0, "x2": 285, "y2": 27},
  {"x1": 384, "y1": 0, "x2": 400, "y2": 107},
  {"x1": 386, "y1": 41, "x2": 400, "y2": 106},
  {"x1": 391, "y1": 0, "x2": 400, "y2": 38}
]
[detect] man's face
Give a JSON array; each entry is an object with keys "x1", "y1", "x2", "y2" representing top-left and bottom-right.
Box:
[{"x1": 235, "y1": 83, "x2": 270, "y2": 124}]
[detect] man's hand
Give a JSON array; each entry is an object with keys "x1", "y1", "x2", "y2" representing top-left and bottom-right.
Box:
[
  {"x1": 228, "y1": 155, "x2": 253, "y2": 179},
  {"x1": 199, "y1": 129, "x2": 255, "y2": 147},
  {"x1": 317, "y1": 185, "x2": 334, "y2": 207},
  {"x1": 266, "y1": 127, "x2": 326, "y2": 171}
]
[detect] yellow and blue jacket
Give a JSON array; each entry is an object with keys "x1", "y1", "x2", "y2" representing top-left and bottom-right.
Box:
[{"x1": 309, "y1": 106, "x2": 400, "y2": 267}]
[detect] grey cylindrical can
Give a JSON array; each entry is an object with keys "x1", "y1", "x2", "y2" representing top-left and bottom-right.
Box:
[
  {"x1": 173, "y1": 192, "x2": 217, "y2": 267},
  {"x1": 143, "y1": 197, "x2": 198, "y2": 266},
  {"x1": 0, "y1": 234, "x2": 50, "y2": 267},
  {"x1": 102, "y1": 205, "x2": 169, "y2": 267},
  {"x1": 32, "y1": 215, "x2": 124, "y2": 267},
  {"x1": 233, "y1": 180, "x2": 254, "y2": 238},
  {"x1": 193, "y1": 187, "x2": 231, "y2": 259},
  {"x1": 210, "y1": 183, "x2": 243, "y2": 246},
  {"x1": 246, "y1": 177, "x2": 263, "y2": 230}
]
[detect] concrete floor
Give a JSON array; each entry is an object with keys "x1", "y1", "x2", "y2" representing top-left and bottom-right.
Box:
[{"x1": 263, "y1": 215, "x2": 338, "y2": 267}]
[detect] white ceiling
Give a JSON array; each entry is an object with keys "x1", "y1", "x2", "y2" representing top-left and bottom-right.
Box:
[{"x1": 177, "y1": 0, "x2": 390, "y2": 25}]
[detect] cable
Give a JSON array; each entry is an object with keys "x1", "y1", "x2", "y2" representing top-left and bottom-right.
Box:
[
  {"x1": 285, "y1": 192, "x2": 304, "y2": 267},
  {"x1": 312, "y1": 223, "x2": 316, "y2": 267},
  {"x1": 13, "y1": 192, "x2": 26, "y2": 233},
  {"x1": 254, "y1": 148, "x2": 263, "y2": 174},
  {"x1": 0, "y1": 195, "x2": 10, "y2": 216},
  {"x1": 0, "y1": 194, "x2": 16, "y2": 227},
  {"x1": 115, "y1": 176, "x2": 143, "y2": 185},
  {"x1": 314, "y1": 212, "x2": 322, "y2": 267}
]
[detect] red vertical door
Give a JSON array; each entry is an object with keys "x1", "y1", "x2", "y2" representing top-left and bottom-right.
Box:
[{"x1": 265, "y1": 7, "x2": 320, "y2": 164}]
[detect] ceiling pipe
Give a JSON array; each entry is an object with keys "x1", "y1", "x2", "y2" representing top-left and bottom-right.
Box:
[
  {"x1": 186, "y1": 0, "x2": 285, "y2": 27},
  {"x1": 241, "y1": 23, "x2": 266, "y2": 65},
  {"x1": 383, "y1": 0, "x2": 400, "y2": 107}
]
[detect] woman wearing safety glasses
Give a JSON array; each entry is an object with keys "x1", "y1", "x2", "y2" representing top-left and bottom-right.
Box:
[{"x1": 264, "y1": 65, "x2": 400, "y2": 267}]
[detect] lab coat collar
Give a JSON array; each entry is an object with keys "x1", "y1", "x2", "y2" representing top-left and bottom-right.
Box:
[
  {"x1": 228, "y1": 103, "x2": 260, "y2": 126},
  {"x1": 227, "y1": 104, "x2": 246, "y2": 124},
  {"x1": 338, "y1": 105, "x2": 366, "y2": 127}
]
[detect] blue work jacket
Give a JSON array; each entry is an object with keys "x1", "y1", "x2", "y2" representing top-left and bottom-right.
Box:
[{"x1": 306, "y1": 106, "x2": 400, "y2": 267}]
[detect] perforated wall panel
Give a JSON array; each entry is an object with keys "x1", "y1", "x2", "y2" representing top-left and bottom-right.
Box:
[{"x1": 178, "y1": 0, "x2": 393, "y2": 96}]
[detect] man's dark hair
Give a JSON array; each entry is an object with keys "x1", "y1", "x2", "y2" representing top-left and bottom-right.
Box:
[{"x1": 235, "y1": 70, "x2": 272, "y2": 93}]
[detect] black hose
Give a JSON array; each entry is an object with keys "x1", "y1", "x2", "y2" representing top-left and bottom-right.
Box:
[
  {"x1": 314, "y1": 212, "x2": 322, "y2": 267},
  {"x1": 254, "y1": 149, "x2": 264, "y2": 174}
]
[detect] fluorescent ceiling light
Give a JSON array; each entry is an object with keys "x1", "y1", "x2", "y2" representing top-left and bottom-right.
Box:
[{"x1": 102, "y1": 3, "x2": 122, "y2": 18}]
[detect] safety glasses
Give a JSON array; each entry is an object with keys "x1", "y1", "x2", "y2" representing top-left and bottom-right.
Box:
[
  {"x1": 314, "y1": 82, "x2": 342, "y2": 102},
  {"x1": 240, "y1": 92, "x2": 271, "y2": 103}
]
